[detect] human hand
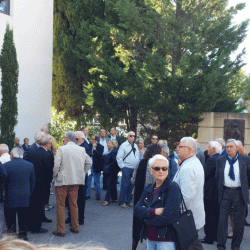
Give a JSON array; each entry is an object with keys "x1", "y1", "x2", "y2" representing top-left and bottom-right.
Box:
[{"x1": 155, "y1": 207, "x2": 164, "y2": 215}]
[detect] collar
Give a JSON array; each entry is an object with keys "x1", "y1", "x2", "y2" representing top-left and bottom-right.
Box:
[
  {"x1": 144, "y1": 176, "x2": 172, "y2": 194},
  {"x1": 66, "y1": 141, "x2": 76, "y2": 145}
]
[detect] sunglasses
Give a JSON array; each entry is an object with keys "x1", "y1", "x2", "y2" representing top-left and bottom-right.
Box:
[
  {"x1": 129, "y1": 135, "x2": 136, "y2": 137},
  {"x1": 151, "y1": 167, "x2": 168, "y2": 171}
]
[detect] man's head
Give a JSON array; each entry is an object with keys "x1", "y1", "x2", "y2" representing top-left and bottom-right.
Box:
[
  {"x1": 24, "y1": 138, "x2": 29, "y2": 145},
  {"x1": 14, "y1": 137, "x2": 20, "y2": 146},
  {"x1": 76, "y1": 131, "x2": 85, "y2": 145},
  {"x1": 0, "y1": 144, "x2": 9, "y2": 156},
  {"x1": 10, "y1": 148, "x2": 23, "y2": 160},
  {"x1": 225, "y1": 139, "x2": 238, "y2": 158},
  {"x1": 237, "y1": 140, "x2": 246, "y2": 155},
  {"x1": 64, "y1": 131, "x2": 77, "y2": 145},
  {"x1": 90, "y1": 135, "x2": 98, "y2": 144},
  {"x1": 110, "y1": 127, "x2": 117, "y2": 137},
  {"x1": 207, "y1": 141, "x2": 222, "y2": 157},
  {"x1": 161, "y1": 145, "x2": 170, "y2": 158},
  {"x1": 41, "y1": 125, "x2": 49, "y2": 134},
  {"x1": 99, "y1": 129, "x2": 106, "y2": 139},
  {"x1": 81, "y1": 126, "x2": 89, "y2": 137},
  {"x1": 177, "y1": 137, "x2": 197, "y2": 161},
  {"x1": 151, "y1": 135, "x2": 158, "y2": 144},
  {"x1": 127, "y1": 131, "x2": 136, "y2": 144},
  {"x1": 39, "y1": 134, "x2": 51, "y2": 150},
  {"x1": 135, "y1": 138, "x2": 144, "y2": 150},
  {"x1": 215, "y1": 138, "x2": 225, "y2": 149},
  {"x1": 34, "y1": 131, "x2": 46, "y2": 144}
]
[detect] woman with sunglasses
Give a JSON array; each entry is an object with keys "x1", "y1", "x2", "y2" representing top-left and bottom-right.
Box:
[{"x1": 134, "y1": 154, "x2": 181, "y2": 250}]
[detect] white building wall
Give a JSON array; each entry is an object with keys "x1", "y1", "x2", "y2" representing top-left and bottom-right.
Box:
[{"x1": 0, "y1": 0, "x2": 53, "y2": 144}]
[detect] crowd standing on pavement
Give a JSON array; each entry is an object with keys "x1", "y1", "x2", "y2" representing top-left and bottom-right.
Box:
[{"x1": 0, "y1": 125, "x2": 250, "y2": 250}]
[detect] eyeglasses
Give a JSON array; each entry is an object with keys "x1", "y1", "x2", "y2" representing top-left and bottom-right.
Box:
[
  {"x1": 76, "y1": 138, "x2": 79, "y2": 141},
  {"x1": 129, "y1": 135, "x2": 136, "y2": 137},
  {"x1": 151, "y1": 167, "x2": 168, "y2": 171},
  {"x1": 152, "y1": 138, "x2": 158, "y2": 140},
  {"x1": 178, "y1": 146, "x2": 188, "y2": 149}
]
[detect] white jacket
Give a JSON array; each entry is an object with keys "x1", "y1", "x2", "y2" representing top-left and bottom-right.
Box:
[
  {"x1": 53, "y1": 142, "x2": 92, "y2": 186},
  {"x1": 174, "y1": 155, "x2": 205, "y2": 230},
  {"x1": 116, "y1": 141, "x2": 140, "y2": 169}
]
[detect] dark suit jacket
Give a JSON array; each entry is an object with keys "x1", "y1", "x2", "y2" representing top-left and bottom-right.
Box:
[
  {"x1": 80, "y1": 140, "x2": 92, "y2": 157},
  {"x1": 3, "y1": 159, "x2": 35, "y2": 208},
  {"x1": 23, "y1": 143, "x2": 39, "y2": 160},
  {"x1": 26, "y1": 147, "x2": 54, "y2": 197},
  {"x1": 196, "y1": 148, "x2": 205, "y2": 167},
  {"x1": 103, "y1": 148, "x2": 120, "y2": 174},
  {"x1": 215, "y1": 154, "x2": 250, "y2": 205},
  {"x1": 108, "y1": 135, "x2": 122, "y2": 147},
  {"x1": 0, "y1": 162, "x2": 7, "y2": 202},
  {"x1": 90, "y1": 143, "x2": 104, "y2": 173},
  {"x1": 204, "y1": 153, "x2": 220, "y2": 201}
]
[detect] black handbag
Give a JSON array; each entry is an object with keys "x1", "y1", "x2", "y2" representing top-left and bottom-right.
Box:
[{"x1": 171, "y1": 192, "x2": 198, "y2": 250}]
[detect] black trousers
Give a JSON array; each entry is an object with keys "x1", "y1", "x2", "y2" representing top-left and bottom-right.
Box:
[
  {"x1": 4, "y1": 207, "x2": 28, "y2": 237},
  {"x1": 67, "y1": 184, "x2": 86, "y2": 223},
  {"x1": 217, "y1": 188, "x2": 246, "y2": 250},
  {"x1": 104, "y1": 171, "x2": 119, "y2": 202},
  {"x1": 204, "y1": 199, "x2": 219, "y2": 241}
]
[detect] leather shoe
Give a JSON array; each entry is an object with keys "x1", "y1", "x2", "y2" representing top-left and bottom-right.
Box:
[
  {"x1": 79, "y1": 220, "x2": 84, "y2": 225},
  {"x1": 53, "y1": 231, "x2": 65, "y2": 237},
  {"x1": 31, "y1": 228, "x2": 48, "y2": 234},
  {"x1": 245, "y1": 220, "x2": 250, "y2": 226},
  {"x1": 65, "y1": 217, "x2": 71, "y2": 224},
  {"x1": 201, "y1": 238, "x2": 214, "y2": 244},
  {"x1": 69, "y1": 228, "x2": 79, "y2": 234},
  {"x1": 42, "y1": 217, "x2": 52, "y2": 223}
]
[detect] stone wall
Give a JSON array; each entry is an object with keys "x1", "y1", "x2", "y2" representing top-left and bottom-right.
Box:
[{"x1": 198, "y1": 112, "x2": 250, "y2": 153}]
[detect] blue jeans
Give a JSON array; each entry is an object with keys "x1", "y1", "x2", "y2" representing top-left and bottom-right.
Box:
[
  {"x1": 86, "y1": 166, "x2": 101, "y2": 199},
  {"x1": 147, "y1": 240, "x2": 176, "y2": 250},
  {"x1": 118, "y1": 167, "x2": 134, "y2": 205}
]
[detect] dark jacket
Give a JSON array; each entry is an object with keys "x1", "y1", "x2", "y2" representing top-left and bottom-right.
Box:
[
  {"x1": 80, "y1": 140, "x2": 92, "y2": 157},
  {"x1": 90, "y1": 143, "x2": 104, "y2": 173},
  {"x1": 134, "y1": 177, "x2": 181, "y2": 241},
  {"x1": 196, "y1": 148, "x2": 205, "y2": 167},
  {"x1": 108, "y1": 135, "x2": 122, "y2": 147},
  {"x1": 23, "y1": 142, "x2": 39, "y2": 160},
  {"x1": 3, "y1": 159, "x2": 35, "y2": 208},
  {"x1": 103, "y1": 148, "x2": 120, "y2": 174},
  {"x1": 204, "y1": 153, "x2": 220, "y2": 201},
  {"x1": 0, "y1": 162, "x2": 7, "y2": 202},
  {"x1": 215, "y1": 153, "x2": 250, "y2": 205},
  {"x1": 168, "y1": 157, "x2": 178, "y2": 181}
]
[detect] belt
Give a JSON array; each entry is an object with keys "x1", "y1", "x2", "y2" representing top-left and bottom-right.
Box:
[{"x1": 224, "y1": 186, "x2": 241, "y2": 190}]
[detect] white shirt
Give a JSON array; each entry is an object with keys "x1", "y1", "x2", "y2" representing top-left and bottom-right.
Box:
[
  {"x1": 0, "y1": 153, "x2": 11, "y2": 164},
  {"x1": 110, "y1": 135, "x2": 116, "y2": 140},
  {"x1": 85, "y1": 138, "x2": 90, "y2": 144},
  {"x1": 224, "y1": 159, "x2": 241, "y2": 187},
  {"x1": 99, "y1": 138, "x2": 108, "y2": 155}
]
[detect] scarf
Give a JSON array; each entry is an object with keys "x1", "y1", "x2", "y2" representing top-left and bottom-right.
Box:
[{"x1": 226, "y1": 152, "x2": 239, "y2": 181}]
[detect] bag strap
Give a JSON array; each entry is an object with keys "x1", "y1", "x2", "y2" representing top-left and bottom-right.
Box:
[{"x1": 123, "y1": 144, "x2": 135, "y2": 161}]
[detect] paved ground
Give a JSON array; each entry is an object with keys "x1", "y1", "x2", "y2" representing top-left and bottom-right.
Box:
[{"x1": 27, "y1": 186, "x2": 250, "y2": 250}]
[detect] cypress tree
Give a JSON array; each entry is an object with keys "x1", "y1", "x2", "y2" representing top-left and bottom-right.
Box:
[{"x1": 0, "y1": 24, "x2": 19, "y2": 149}]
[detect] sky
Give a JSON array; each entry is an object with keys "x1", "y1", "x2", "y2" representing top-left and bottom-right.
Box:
[{"x1": 228, "y1": 0, "x2": 250, "y2": 74}]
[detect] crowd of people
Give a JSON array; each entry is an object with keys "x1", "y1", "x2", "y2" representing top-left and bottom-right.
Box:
[{"x1": 0, "y1": 126, "x2": 250, "y2": 250}]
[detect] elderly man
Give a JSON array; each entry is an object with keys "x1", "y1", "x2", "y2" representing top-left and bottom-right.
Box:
[
  {"x1": 81, "y1": 126, "x2": 90, "y2": 144},
  {"x1": 41, "y1": 125, "x2": 57, "y2": 155},
  {"x1": 117, "y1": 131, "x2": 140, "y2": 208},
  {"x1": 3, "y1": 148, "x2": 35, "y2": 240},
  {"x1": 0, "y1": 144, "x2": 11, "y2": 164},
  {"x1": 216, "y1": 139, "x2": 250, "y2": 250},
  {"x1": 202, "y1": 141, "x2": 222, "y2": 245},
  {"x1": 14, "y1": 137, "x2": 22, "y2": 150},
  {"x1": 53, "y1": 131, "x2": 92, "y2": 237},
  {"x1": 174, "y1": 137, "x2": 205, "y2": 250}
]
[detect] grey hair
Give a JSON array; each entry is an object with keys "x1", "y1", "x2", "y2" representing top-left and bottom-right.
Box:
[
  {"x1": 127, "y1": 131, "x2": 135, "y2": 136},
  {"x1": 76, "y1": 131, "x2": 85, "y2": 139},
  {"x1": 10, "y1": 148, "x2": 23, "y2": 158},
  {"x1": 215, "y1": 138, "x2": 225, "y2": 148},
  {"x1": 65, "y1": 131, "x2": 77, "y2": 142},
  {"x1": 148, "y1": 154, "x2": 169, "y2": 168},
  {"x1": 162, "y1": 145, "x2": 170, "y2": 155},
  {"x1": 158, "y1": 140, "x2": 168, "y2": 146},
  {"x1": 34, "y1": 131, "x2": 45, "y2": 142},
  {"x1": 209, "y1": 141, "x2": 222, "y2": 153},
  {"x1": 0, "y1": 144, "x2": 9, "y2": 152},
  {"x1": 40, "y1": 134, "x2": 50, "y2": 146},
  {"x1": 108, "y1": 139, "x2": 118, "y2": 148},
  {"x1": 226, "y1": 139, "x2": 239, "y2": 147},
  {"x1": 41, "y1": 125, "x2": 49, "y2": 133},
  {"x1": 135, "y1": 138, "x2": 144, "y2": 144},
  {"x1": 180, "y1": 137, "x2": 197, "y2": 153}
]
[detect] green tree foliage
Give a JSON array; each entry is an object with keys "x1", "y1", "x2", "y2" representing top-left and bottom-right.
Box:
[{"x1": 0, "y1": 24, "x2": 19, "y2": 149}]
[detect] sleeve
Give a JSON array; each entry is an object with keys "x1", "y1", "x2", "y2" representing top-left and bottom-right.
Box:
[
  {"x1": 134, "y1": 189, "x2": 152, "y2": 220},
  {"x1": 23, "y1": 148, "x2": 30, "y2": 161},
  {"x1": 204, "y1": 157, "x2": 216, "y2": 182},
  {"x1": 145, "y1": 183, "x2": 181, "y2": 227},
  {"x1": 53, "y1": 147, "x2": 62, "y2": 177},
  {"x1": 30, "y1": 164, "x2": 36, "y2": 194},
  {"x1": 93, "y1": 144, "x2": 104, "y2": 156},
  {"x1": 246, "y1": 156, "x2": 250, "y2": 188},
  {"x1": 116, "y1": 144, "x2": 125, "y2": 169},
  {"x1": 84, "y1": 154, "x2": 92, "y2": 173}
]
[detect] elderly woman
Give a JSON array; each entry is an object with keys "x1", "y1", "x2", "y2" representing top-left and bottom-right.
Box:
[
  {"x1": 136, "y1": 138, "x2": 145, "y2": 160},
  {"x1": 102, "y1": 139, "x2": 120, "y2": 206},
  {"x1": 134, "y1": 154, "x2": 181, "y2": 250}
]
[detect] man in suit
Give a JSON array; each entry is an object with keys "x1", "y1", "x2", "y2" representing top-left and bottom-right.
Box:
[
  {"x1": 196, "y1": 143, "x2": 205, "y2": 167},
  {"x1": 41, "y1": 125, "x2": 57, "y2": 155},
  {"x1": 3, "y1": 148, "x2": 35, "y2": 240},
  {"x1": 53, "y1": 131, "x2": 92, "y2": 236},
  {"x1": 174, "y1": 137, "x2": 205, "y2": 250},
  {"x1": 88, "y1": 135, "x2": 104, "y2": 200},
  {"x1": 216, "y1": 139, "x2": 250, "y2": 250},
  {"x1": 99, "y1": 128, "x2": 109, "y2": 190},
  {"x1": 201, "y1": 141, "x2": 222, "y2": 244},
  {"x1": 109, "y1": 127, "x2": 122, "y2": 147},
  {"x1": 26, "y1": 134, "x2": 54, "y2": 233}
]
